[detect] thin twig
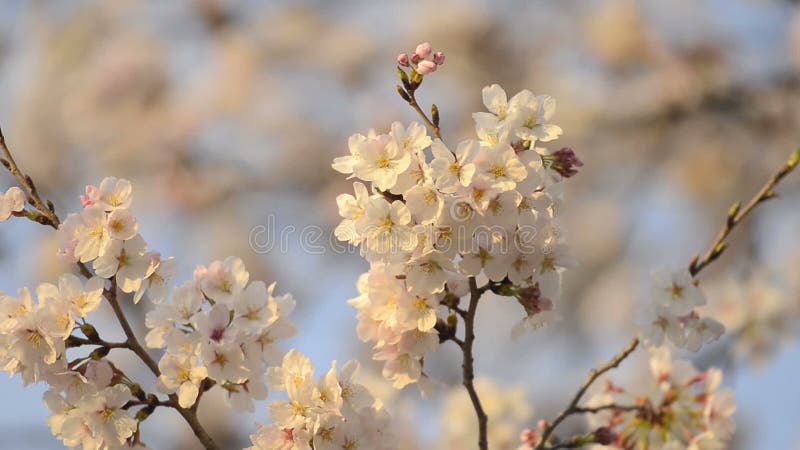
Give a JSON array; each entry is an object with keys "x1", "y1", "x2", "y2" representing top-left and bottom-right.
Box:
[
  {"x1": 66, "y1": 335, "x2": 128, "y2": 349},
  {"x1": 0, "y1": 127, "x2": 60, "y2": 228},
  {"x1": 535, "y1": 338, "x2": 640, "y2": 450},
  {"x1": 406, "y1": 89, "x2": 442, "y2": 140},
  {"x1": 463, "y1": 277, "x2": 488, "y2": 450},
  {"x1": 571, "y1": 403, "x2": 645, "y2": 414},
  {"x1": 689, "y1": 149, "x2": 800, "y2": 276}
]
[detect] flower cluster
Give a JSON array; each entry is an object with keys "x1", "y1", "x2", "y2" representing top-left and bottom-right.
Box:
[
  {"x1": 44, "y1": 365, "x2": 140, "y2": 450},
  {"x1": 248, "y1": 350, "x2": 394, "y2": 450},
  {"x1": 397, "y1": 42, "x2": 445, "y2": 75},
  {"x1": 333, "y1": 80, "x2": 579, "y2": 388},
  {"x1": 56, "y1": 177, "x2": 176, "y2": 302},
  {"x1": 635, "y1": 268, "x2": 724, "y2": 352},
  {"x1": 146, "y1": 256, "x2": 297, "y2": 410},
  {"x1": 0, "y1": 185, "x2": 25, "y2": 221},
  {"x1": 0, "y1": 264, "x2": 142, "y2": 447},
  {"x1": 582, "y1": 347, "x2": 735, "y2": 450}
]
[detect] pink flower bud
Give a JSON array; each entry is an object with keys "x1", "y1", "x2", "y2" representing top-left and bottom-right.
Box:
[
  {"x1": 519, "y1": 429, "x2": 537, "y2": 446},
  {"x1": 416, "y1": 60, "x2": 437, "y2": 75},
  {"x1": 415, "y1": 42, "x2": 432, "y2": 59},
  {"x1": 79, "y1": 196, "x2": 94, "y2": 208},
  {"x1": 396, "y1": 53, "x2": 409, "y2": 67},
  {"x1": 433, "y1": 51, "x2": 445, "y2": 65},
  {"x1": 410, "y1": 53, "x2": 421, "y2": 64},
  {"x1": 537, "y1": 419, "x2": 548, "y2": 430}
]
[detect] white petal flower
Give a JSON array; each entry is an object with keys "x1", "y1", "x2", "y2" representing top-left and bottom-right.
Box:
[
  {"x1": 0, "y1": 186, "x2": 25, "y2": 221},
  {"x1": 353, "y1": 135, "x2": 411, "y2": 191},
  {"x1": 650, "y1": 268, "x2": 706, "y2": 316},
  {"x1": 73, "y1": 206, "x2": 110, "y2": 263},
  {"x1": 195, "y1": 256, "x2": 250, "y2": 304},
  {"x1": 105, "y1": 208, "x2": 138, "y2": 241},
  {"x1": 429, "y1": 139, "x2": 477, "y2": 193}
]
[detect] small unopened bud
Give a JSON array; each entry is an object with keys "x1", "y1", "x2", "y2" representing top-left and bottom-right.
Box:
[
  {"x1": 396, "y1": 86, "x2": 411, "y2": 102},
  {"x1": 417, "y1": 60, "x2": 437, "y2": 75},
  {"x1": 788, "y1": 148, "x2": 800, "y2": 170},
  {"x1": 543, "y1": 147, "x2": 584, "y2": 178},
  {"x1": 593, "y1": 427, "x2": 617, "y2": 445},
  {"x1": 90, "y1": 346, "x2": 110, "y2": 360},
  {"x1": 415, "y1": 42, "x2": 432, "y2": 59},
  {"x1": 135, "y1": 409, "x2": 151, "y2": 421},
  {"x1": 396, "y1": 53, "x2": 410, "y2": 67},
  {"x1": 80, "y1": 324, "x2": 99, "y2": 342},
  {"x1": 129, "y1": 383, "x2": 145, "y2": 401},
  {"x1": 433, "y1": 51, "x2": 445, "y2": 65},
  {"x1": 519, "y1": 428, "x2": 538, "y2": 446},
  {"x1": 537, "y1": 419, "x2": 548, "y2": 430},
  {"x1": 410, "y1": 53, "x2": 421, "y2": 64}
]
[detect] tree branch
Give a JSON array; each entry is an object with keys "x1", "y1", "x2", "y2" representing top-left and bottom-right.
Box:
[
  {"x1": 689, "y1": 148, "x2": 800, "y2": 276},
  {"x1": 406, "y1": 89, "x2": 442, "y2": 140},
  {"x1": 463, "y1": 277, "x2": 488, "y2": 450},
  {"x1": 0, "y1": 127, "x2": 60, "y2": 228},
  {"x1": 534, "y1": 338, "x2": 640, "y2": 450}
]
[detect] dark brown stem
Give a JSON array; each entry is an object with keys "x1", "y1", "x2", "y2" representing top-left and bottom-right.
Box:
[
  {"x1": 464, "y1": 277, "x2": 488, "y2": 450},
  {"x1": 689, "y1": 149, "x2": 800, "y2": 276},
  {"x1": 67, "y1": 335, "x2": 128, "y2": 349},
  {"x1": 0, "y1": 127, "x2": 60, "y2": 228},
  {"x1": 572, "y1": 403, "x2": 645, "y2": 414},
  {"x1": 172, "y1": 400, "x2": 220, "y2": 450},
  {"x1": 107, "y1": 278, "x2": 161, "y2": 377},
  {"x1": 535, "y1": 338, "x2": 640, "y2": 450}
]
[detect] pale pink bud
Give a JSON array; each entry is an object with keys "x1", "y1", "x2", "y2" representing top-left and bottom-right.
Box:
[
  {"x1": 433, "y1": 51, "x2": 445, "y2": 65},
  {"x1": 193, "y1": 265, "x2": 208, "y2": 283},
  {"x1": 537, "y1": 419, "x2": 548, "y2": 430},
  {"x1": 396, "y1": 53, "x2": 409, "y2": 67},
  {"x1": 415, "y1": 42, "x2": 432, "y2": 59},
  {"x1": 416, "y1": 60, "x2": 437, "y2": 75},
  {"x1": 519, "y1": 429, "x2": 537, "y2": 446},
  {"x1": 80, "y1": 196, "x2": 94, "y2": 208},
  {"x1": 410, "y1": 53, "x2": 421, "y2": 64},
  {"x1": 81, "y1": 185, "x2": 98, "y2": 207}
]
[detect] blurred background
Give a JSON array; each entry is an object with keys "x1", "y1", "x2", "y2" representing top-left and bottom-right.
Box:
[{"x1": 1, "y1": 0, "x2": 799, "y2": 449}]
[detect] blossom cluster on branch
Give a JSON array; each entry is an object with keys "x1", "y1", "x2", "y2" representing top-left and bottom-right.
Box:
[
  {"x1": 584, "y1": 347, "x2": 735, "y2": 450},
  {"x1": 333, "y1": 43, "x2": 581, "y2": 390},
  {"x1": 248, "y1": 350, "x2": 394, "y2": 450},
  {"x1": 0, "y1": 174, "x2": 392, "y2": 449}
]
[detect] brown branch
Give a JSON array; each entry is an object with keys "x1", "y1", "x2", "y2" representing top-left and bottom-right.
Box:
[
  {"x1": 572, "y1": 403, "x2": 645, "y2": 415},
  {"x1": 689, "y1": 148, "x2": 800, "y2": 276},
  {"x1": 463, "y1": 277, "x2": 488, "y2": 450},
  {"x1": 66, "y1": 335, "x2": 128, "y2": 349},
  {"x1": 107, "y1": 278, "x2": 161, "y2": 377},
  {"x1": 0, "y1": 127, "x2": 60, "y2": 228},
  {"x1": 406, "y1": 90, "x2": 442, "y2": 140},
  {"x1": 534, "y1": 338, "x2": 640, "y2": 450}
]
